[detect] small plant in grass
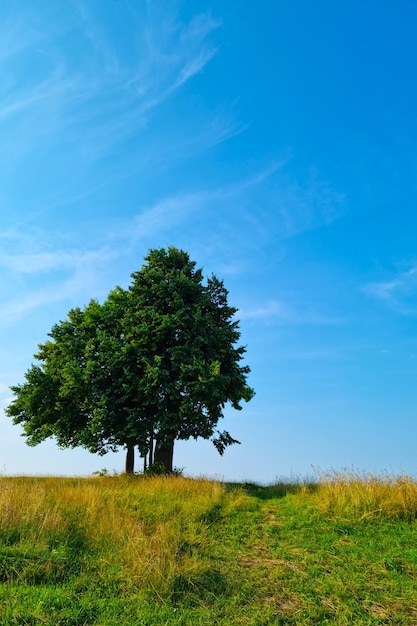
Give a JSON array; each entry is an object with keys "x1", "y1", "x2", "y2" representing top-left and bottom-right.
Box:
[
  {"x1": 142, "y1": 463, "x2": 184, "y2": 476},
  {"x1": 143, "y1": 462, "x2": 167, "y2": 475},
  {"x1": 92, "y1": 468, "x2": 110, "y2": 476}
]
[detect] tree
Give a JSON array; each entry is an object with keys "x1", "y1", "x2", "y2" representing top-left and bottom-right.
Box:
[{"x1": 6, "y1": 247, "x2": 254, "y2": 473}]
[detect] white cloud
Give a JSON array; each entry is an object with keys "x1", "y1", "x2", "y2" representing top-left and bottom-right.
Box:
[
  {"x1": 103, "y1": 159, "x2": 345, "y2": 278},
  {"x1": 0, "y1": 271, "x2": 94, "y2": 323},
  {"x1": 172, "y1": 45, "x2": 217, "y2": 91},
  {"x1": 0, "y1": 11, "x2": 46, "y2": 64},
  {"x1": 275, "y1": 171, "x2": 346, "y2": 239},
  {"x1": 0, "y1": 5, "x2": 222, "y2": 171},
  {"x1": 239, "y1": 297, "x2": 348, "y2": 326},
  {"x1": 364, "y1": 265, "x2": 417, "y2": 315},
  {"x1": 0, "y1": 234, "x2": 116, "y2": 325},
  {"x1": 240, "y1": 300, "x2": 288, "y2": 321},
  {"x1": 142, "y1": 112, "x2": 246, "y2": 170},
  {"x1": 131, "y1": 191, "x2": 209, "y2": 240},
  {"x1": 0, "y1": 248, "x2": 112, "y2": 274},
  {"x1": 128, "y1": 163, "x2": 287, "y2": 241}
]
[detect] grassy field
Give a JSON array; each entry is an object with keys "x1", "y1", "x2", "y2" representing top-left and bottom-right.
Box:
[{"x1": 1, "y1": 473, "x2": 417, "y2": 625}]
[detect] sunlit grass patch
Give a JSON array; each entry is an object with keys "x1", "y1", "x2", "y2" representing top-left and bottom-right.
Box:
[
  {"x1": 312, "y1": 470, "x2": 417, "y2": 520},
  {"x1": 1, "y1": 472, "x2": 417, "y2": 624},
  {"x1": 0, "y1": 475, "x2": 233, "y2": 597}
]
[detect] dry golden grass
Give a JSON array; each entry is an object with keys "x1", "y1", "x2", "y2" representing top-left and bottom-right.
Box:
[
  {"x1": 2, "y1": 473, "x2": 417, "y2": 624},
  {"x1": 312, "y1": 470, "x2": 417, "y2": 520},
  {"x1": 0, "y1": 474, "x2": 232, "y2": 593}
]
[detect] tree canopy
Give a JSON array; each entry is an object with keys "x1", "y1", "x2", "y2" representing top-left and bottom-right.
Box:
[{"x1": 6, "y1": 247, "x2": 254, "y2": 473}]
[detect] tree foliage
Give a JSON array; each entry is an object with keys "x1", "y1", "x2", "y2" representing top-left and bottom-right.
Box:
[{"x1": 6, "y1": 247, "x2": 254, "y2": 472}]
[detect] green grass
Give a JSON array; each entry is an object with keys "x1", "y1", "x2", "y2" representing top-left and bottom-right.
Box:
[{"x1": 1, "y1": 473, "x2": 417, "y2": 624}]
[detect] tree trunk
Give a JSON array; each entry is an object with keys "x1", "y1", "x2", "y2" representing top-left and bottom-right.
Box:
[
  {"x1": 149, "y1": 430, "x2": 154, "y2": 466},
  {"x1": 125, "y1": 446, "x2": 135, "y2": 474},
  {"x1": 154, "y1": 440, "x2": 174, "y2": 473}
]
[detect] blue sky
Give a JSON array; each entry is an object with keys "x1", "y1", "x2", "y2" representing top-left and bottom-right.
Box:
[{"x1": 1, "y1": 0, "x2": 417, "y2": 482}]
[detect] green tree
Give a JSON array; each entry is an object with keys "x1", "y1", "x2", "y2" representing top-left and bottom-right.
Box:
[{"x1": 6, "y1": 247, "x2": 254, "y2": 473}]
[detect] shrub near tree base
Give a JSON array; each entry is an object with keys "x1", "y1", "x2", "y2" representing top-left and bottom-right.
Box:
[{"x1": 7, "y1": 247, "x2": 254, "y2": 473}]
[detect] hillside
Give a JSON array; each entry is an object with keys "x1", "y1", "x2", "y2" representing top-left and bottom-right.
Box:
[{"x1": 0, "y1": 474, "x2": 417, "y2": 624}]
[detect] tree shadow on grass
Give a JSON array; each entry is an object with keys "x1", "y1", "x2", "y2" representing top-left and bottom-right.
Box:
[
  {"x1": 170, "y1": 567, "x2": 230, "y2": 607},
  {"x1": 0, "y1": 519, "x2": 90, "y2": 586},
  {"x1": 223, "y1": 480, "x2": 319, "y2": 500}
]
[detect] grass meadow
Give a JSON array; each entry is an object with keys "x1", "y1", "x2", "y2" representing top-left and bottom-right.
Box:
[{"x1": 1, "y1": 472, "x2": 417, "y2": 624}]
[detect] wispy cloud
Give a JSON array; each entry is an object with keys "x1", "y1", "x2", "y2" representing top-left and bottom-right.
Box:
[
  {"x1": 0, "y1": 11, "x2": 47, "y2": 64},
  {"x1": 0, "y1": 248, "x2": 112, "y2": 274},
  {"x1": 0, "y1": 225, "x2": 117, "y2": 325},
  {"x1": 118, "y1": 162, "x2": 286, "y2": 245},
  {"x1": 274, "y1": 169, "x2": 346, "y2": 239},
  {"x1": 71, "y1": 8, "x2": 222, "y2": 160},
  {"x1": 240, "y1": 299, "x2": 346, "y2": 326},
  {"x1": 144, "y1": 110, "x2": 246, "y2": 169},
  {"x1": 131, "y1": 192, "x2": 209, "y2": 240},
  {"x1": 0, "y1": 225, "x2": 115, "y2": 274},
  {"x1": 135, "y1": 11, "x2": 221, "y2": 100},
  {"x1": 0, "y1": 264, "x2": 106, "y2": 324},
  {"x1": 364, "y1": 265, "x2": 417, "y2": 315},
  {"x1": 119, "y1": 158, "x2": 344, "y2": 251},
  {"x1": 239, "y1": 300, "x2": 288, "y2": 321},
  {"x1": 0, "y1": 3, "x2": 234, "y2": 235},
  {"x1": 0, "y1": 4, "x2": 223, "y2": 173}
]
